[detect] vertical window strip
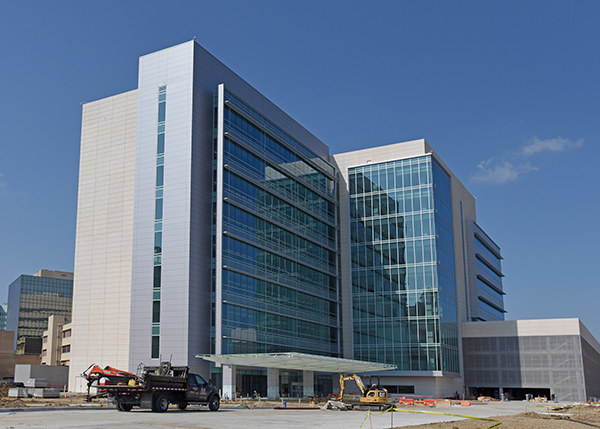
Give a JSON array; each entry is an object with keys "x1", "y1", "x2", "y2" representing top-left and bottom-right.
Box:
[{"x1": 152, "y1": 85, "x2": 166, "y2": 358}]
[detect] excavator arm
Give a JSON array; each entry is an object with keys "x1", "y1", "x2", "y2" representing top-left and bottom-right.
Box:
[
  {"x1": 339, "y1": 373, "x2": 389, "y2": 405},
  {"x1": 339, "y1": 374, "x2": 367, "y2": 397}
]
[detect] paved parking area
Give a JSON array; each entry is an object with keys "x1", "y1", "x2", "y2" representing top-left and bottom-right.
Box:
[{"x1": 0, "y1": 401, "x2": 560, "y2": 429}]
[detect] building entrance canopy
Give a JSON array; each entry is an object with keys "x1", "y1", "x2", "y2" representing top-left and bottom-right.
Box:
[{"x1": 196, "y1": 352, "x2": 397, "y2": 373}]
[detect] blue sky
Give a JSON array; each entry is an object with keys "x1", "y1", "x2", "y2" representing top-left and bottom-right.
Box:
[{"x1": 1, "y1": 1, "x2": 598, "y2": 336}]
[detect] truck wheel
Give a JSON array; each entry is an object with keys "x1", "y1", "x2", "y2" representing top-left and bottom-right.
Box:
[
  {"x1": 209, "y1": 395, "x2": 220, "y2": 411},
  {"x1": 154, "y1": 394, "x2": 169, "y2": 412},
  {"x1": 117, "y1": 403, "x2": 133, "y2": 412},
  {"x1": 177, "y1": 403, "x2": 187, "y2": 410}
]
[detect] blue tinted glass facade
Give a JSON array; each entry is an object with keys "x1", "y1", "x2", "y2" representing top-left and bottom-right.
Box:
[
  {"x1": 472, "y1": 230, "x2": 505, "y2": 322},
  {"x1": 0, "y1": 305, "x2": 7, "y2": 331},
  {"x1": 477, "y1": 299, "x2": 505, "y2": 320},
  {"x1": 474, "y1": 236, "x2": 501, "y2": 266},
  {"x1": 6, "y1": 275, "x2": 73, "y2": 343},
  {"x1": 475, "y1": 259, "x2": 503, "y2": 284},
  {"x1": 431, "y1": 159, "x2": 459, "y2": 372},
  {"x1": 214, "y1": 88, "x2": 340, "y2": 356},
  {"x1": 349, "y1": 156, "x2": 459, "y2": 372}
]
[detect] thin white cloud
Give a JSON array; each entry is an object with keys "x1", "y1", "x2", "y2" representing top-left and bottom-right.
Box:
[
  {"x1": 472, "y1": 135, "x2": 582, "y2": 185},
  {"x1": 471, "y1": 160, "x2": 537, "y2": 184},
  {"x1": 522, "y1": 136, "x2": 584, "y2": 156}
]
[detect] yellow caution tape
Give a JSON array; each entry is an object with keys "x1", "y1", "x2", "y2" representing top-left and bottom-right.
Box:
[{"x1": 359, "y1": 406, "x2": 502, "y2": 429}]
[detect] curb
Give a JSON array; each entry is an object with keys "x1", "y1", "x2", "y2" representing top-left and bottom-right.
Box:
[{"x1": 1, "y1": 406, "x2": 111, "y2": 413}]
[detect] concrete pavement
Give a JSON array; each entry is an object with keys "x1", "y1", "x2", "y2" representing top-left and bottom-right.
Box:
[{"x1": 0, "y1": 401, "x2": 566, "y2": 429}]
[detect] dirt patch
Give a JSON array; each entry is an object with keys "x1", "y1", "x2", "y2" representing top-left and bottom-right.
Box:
[
  {"x1": 0, "y1": 397, "x2": 87, "y2": 408},
  {"x1": 1, "y1": 380, "x2": 97, "y2": 408},
  {"x1": 0, "y1": 381, "x2": 13, "y2": 397},
  {"x1": 0, "y1": 398, "x2": 29, "y2": 409},
  {"x1": 394, "y1": 406, "x2": 600, "y2": 429}
]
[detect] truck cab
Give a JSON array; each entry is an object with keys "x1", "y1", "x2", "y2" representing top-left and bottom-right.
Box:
[{"x1": 185, "y1": 373, "x2": 217, "y2": 407}]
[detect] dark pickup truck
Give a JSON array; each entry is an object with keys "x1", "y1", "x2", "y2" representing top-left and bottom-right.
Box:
[{"x1": 99, "y1": 363, "x2": 220, "y2": 412}]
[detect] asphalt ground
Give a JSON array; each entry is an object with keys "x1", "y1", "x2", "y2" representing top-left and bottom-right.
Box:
[{"x1": 0, "y1": 401, "x2": 566, "y2": 429}]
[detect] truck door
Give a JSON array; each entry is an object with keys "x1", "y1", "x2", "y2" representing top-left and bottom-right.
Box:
[
  {"x1": 195, "y1": 374, "x2": 210, "y2": 401},
  {"x1": 187, "y1": 374, "x2": 202, "y2": 401}
]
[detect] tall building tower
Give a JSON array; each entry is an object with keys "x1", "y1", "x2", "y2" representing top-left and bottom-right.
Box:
[
  {"x1": 70, "y1": 41, "x2": 341, "y2": 390},
  {"x1": 333, "y1": 140, "x2": 478, "y2": 395}
]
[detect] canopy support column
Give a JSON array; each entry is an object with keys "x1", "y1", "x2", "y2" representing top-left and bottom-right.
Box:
[
  {"x1": 223, "y1": 364, "x2": 236, "y2": 400},
  {"x1": 267, "y1": 367, "x2": 279, "y2": 399},
  {"x1": 303, "y1": 370, "x2": 314, "y2": 397}
]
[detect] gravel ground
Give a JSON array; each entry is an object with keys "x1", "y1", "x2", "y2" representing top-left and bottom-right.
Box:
[{"x1": 398, "y1": 406, "x2": 600, "y2": 428}]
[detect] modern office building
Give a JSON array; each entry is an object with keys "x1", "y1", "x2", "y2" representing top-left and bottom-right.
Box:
[
  {"x1": 70, "y1": 40, "x2": 342, "y2": 392},
  {"x1": 6, "y1": 270, "x2": 73, "y2": 354},
  {"x1": 69, "y1": 40, "x2": 503, "y2": 396},
  {"x1": 71, "y1": 40, "x2": 600, "y2": 400}
]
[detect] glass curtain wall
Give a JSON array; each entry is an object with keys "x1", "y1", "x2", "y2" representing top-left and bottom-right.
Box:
[
  {"x1": 473, "y1": 233, "x2": 505, "y2": 321},
  {"x1": 349, "y1": 156, "x2": 459, "y2": 372},
  {"x1": 431, "y1": 160, "x2": 460, "y2": 372},
  {"x1": 9, "y1": 275, "x2": 73, "y2": 341},
  {"x1": 213, "y1": 88, "x2": 340, "y2": 357}
]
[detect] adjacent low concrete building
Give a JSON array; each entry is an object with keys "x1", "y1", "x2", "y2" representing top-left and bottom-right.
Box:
[
  {"x1": 41, "y1": 315, "x2": 72, "y2": 366},
  {"x1": 462, "y1": 319, "x2": 600, "y2": 402}
]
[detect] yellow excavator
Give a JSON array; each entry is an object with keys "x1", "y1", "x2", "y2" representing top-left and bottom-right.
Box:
[{"x1": 339, "y1": 374, "x2": 389, "y2": 409}]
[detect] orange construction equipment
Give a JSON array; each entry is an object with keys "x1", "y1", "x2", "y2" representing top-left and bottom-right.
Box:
[
  {"x1": 82, "y1": 364, "x2": 138, "y2": 401},
  {"x1": 84, "y1": 365, "x2": 137, "y2": 381}
]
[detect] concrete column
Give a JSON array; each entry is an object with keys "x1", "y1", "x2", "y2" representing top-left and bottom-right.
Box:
[
  {"x1": 267, "y1": 367, "x2": 279, "y2": 399},
  {"x1": 222, "y1": 364, "x2": 236, "y2": 400},
  {"x1": 333, "y1": 373, "x2": 340, "y2": 395},
  {"x1": 303, "y1": 370, "x2": 314, "y2": 397}
]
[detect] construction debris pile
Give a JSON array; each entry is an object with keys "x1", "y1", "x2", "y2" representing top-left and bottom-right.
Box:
[{"x1": 0, "y1": 381, "x2": 13, "y2": 397}]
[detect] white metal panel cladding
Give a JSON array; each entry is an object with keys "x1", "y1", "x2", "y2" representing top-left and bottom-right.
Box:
[
  {"x1": 214, "y1": 84, "x2": 225, "y2": 356},
  {"x1": 69, "y1": 90, "x2": 137, "y2": 391},
  {"x1": 131, "y1": 41, "x2": 196, "y2": 370}
]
